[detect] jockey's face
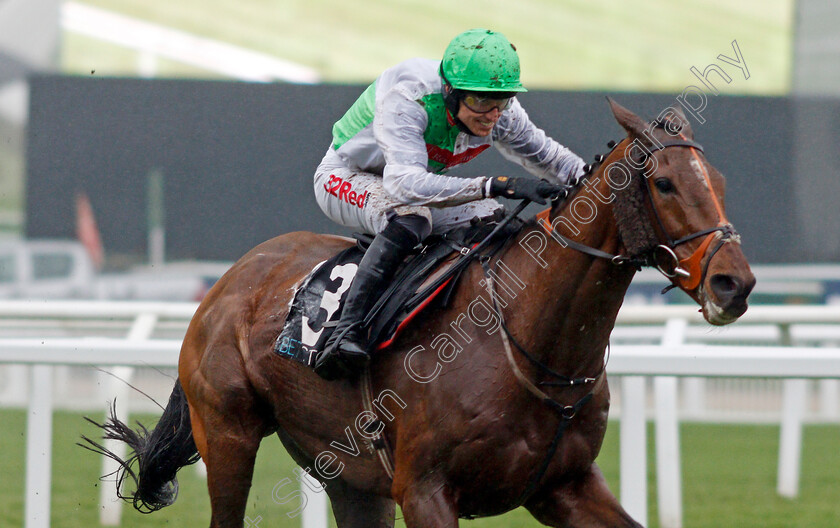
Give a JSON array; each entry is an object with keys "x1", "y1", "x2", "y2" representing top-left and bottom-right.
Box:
[{"x1": 456, "y1": 97, "x2": 504, "y2": 136}]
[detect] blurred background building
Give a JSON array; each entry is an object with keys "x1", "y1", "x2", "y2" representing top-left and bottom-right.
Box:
[{"x1": 1, "y1": 0, "x2": 839, "y2": 298}]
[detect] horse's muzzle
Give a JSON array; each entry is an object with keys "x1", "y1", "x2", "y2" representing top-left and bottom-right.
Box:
[{"x1": 708, "y1": 272, "x2": 756, "y2": 320}]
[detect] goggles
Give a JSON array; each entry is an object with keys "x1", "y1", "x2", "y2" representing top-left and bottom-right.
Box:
[{"x1": 461, "y1": 93, "x2": 513, "y2": 114}]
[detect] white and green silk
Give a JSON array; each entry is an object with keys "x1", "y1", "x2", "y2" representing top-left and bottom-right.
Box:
[{"x1": 314, "y1": 58, "x2": 585, "y2": 234}]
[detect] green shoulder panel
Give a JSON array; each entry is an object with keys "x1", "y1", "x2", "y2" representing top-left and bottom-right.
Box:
[
  {"x1": 419, "y1": 93, "x2": 460, "y2": 173},
  {"x1": 332, "y1": 85, "x2": 467, "y2": 174},
  {"x1": 332, "y1": 82, "x2": 377, "y2": 150}
]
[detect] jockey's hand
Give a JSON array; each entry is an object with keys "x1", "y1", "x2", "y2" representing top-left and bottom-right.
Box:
[{"x1": 488, "y1": 176, "x2": 565, "y2": 205}]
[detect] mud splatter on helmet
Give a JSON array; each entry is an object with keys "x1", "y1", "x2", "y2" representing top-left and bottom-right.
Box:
[{"x1": 440, "y1": 29, "x2": 527, "y2": 93}]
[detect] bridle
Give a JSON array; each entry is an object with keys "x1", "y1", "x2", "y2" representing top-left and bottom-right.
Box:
[
  {"x1": 639, "y1": 134, "x2": 738, "y2": 292},
  {"x1": 537, "y1": 132, "x2": 739, "y2": 294}
]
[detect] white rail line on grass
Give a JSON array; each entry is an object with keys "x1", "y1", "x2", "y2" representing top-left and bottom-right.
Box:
[{"x1": 62, "y1": 2, "x2": 321, "y2": 83}]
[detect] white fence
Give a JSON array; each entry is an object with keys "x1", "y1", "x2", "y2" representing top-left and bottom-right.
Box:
[{"x1": 2, "y1": 301, "x2": 840, "y2": 528}]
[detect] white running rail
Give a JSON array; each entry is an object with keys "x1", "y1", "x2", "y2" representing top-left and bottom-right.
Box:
[{"x1": 2, "y1": 301, "x2": 840, "y2": 528}]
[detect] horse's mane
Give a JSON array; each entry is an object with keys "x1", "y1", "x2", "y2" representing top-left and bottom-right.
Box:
[
  {"x1": 524, "y1": 123, "x2": 668, "y2": 260},
  {"x1": 610, "y1": 139, "x2": 660, "y2": 259}
]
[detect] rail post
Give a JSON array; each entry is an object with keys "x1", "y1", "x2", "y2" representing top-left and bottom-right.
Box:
[
  {"x1": 620, "y1": 375, "x2": 647, "y2": 526},
  {"x1": 24, "y1": 365, "x2": 53, "y2": 528},
  {"x1": 655, "y1": 318, "x2": 686, "y2": 528}
]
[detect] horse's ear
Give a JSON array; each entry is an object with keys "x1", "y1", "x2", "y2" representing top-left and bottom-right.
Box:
[
  {"x1": 607, "y1": 97, "x2": 648, "y2": 138},
  {"x1": 657, "y1": 105, "x2": 694, "y2": 139}
]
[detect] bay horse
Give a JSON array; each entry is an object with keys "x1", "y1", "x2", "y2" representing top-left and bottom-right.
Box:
[{"x1": 87, "y1": 99, "x2": 754, "y2": 527}]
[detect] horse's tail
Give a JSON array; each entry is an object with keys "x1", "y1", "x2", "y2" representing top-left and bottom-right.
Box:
[{"x1": 79, "y1": 379, "x2": 200, "y2": 513}]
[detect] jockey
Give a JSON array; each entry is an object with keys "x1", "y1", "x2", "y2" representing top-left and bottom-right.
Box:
[{"x1": 313, "y1": 28, "x2": 586, "y2": 379}]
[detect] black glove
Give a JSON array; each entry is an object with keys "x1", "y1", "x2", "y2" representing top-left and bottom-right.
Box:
[{"x1": 488, "y1": 176, "x2": 565, "y2": 205}]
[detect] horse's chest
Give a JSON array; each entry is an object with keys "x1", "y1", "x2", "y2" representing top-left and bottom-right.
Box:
[{"x1": 418, "y1": 392, "x2": 608, "y2": 516}]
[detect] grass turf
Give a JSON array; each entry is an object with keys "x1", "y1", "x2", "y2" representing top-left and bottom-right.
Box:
[
  {"x1": 63, "y1": 0, "x2": 794, "y2": 95},
  {"x1": 1, "y1": 409, "x2": 838, "y2": 527}
]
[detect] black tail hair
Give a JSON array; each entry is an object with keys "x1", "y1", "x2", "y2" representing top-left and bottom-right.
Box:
[{"x1": 79, "y1": 379, "x2": 200, "y2": 513}]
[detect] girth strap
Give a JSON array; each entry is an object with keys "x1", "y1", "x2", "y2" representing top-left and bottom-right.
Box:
[{"x1": 360, "y1": 369, "x2": 396, "y2": 480}]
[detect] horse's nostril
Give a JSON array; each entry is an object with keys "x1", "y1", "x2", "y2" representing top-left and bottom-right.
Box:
[{"x1": 710, "y1": 274, "x2": 739, "y2": 299}]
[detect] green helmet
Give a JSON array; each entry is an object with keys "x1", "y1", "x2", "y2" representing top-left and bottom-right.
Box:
[{"x1": 441, "y1": 29, "x2": 527, "y2": 93}]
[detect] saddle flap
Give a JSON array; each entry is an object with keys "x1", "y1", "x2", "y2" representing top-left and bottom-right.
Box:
[{"x1": 273, "y1": 217, "x2": 516, "y2": 368}]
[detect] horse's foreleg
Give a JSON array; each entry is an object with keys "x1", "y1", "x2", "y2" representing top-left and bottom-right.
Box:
[
  {"x1": 325, "y1": 479, "x2": 396, "y2": 528},
  {"x1": 399, "y1": 481, "x2": 459, "y2": 528},
  {"x1": 525, "y1": 463, "x2": 643, "y2": 528}
]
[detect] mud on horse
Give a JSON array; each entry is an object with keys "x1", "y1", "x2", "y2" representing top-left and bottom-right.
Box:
[{"x1": 83, "y1": 99, "x2": 754, "y2": 528}]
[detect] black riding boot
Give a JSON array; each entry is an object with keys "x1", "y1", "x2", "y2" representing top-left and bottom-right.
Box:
[{"x1": 314, "y1": 218, "x2": 421, "y2": 380}]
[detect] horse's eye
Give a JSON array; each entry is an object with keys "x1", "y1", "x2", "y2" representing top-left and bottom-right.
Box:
[{"x1": 654, "y1": 178, "x2": 674, "y2": 194}]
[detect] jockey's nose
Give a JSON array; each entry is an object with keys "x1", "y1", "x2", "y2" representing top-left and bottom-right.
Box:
[
  {"x1": 486, "y1": 107, "x2": 502, "y2": 119},
  {"x1": 709, "y1": 273, "x2": 755, "y2": 317}
]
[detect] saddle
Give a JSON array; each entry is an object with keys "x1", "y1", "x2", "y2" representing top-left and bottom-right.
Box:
[{"x1": 273, "y1": 215, "x2": 522, "y2": 368}]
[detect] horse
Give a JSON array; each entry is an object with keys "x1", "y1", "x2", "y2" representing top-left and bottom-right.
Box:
[{"x1": 86, "y1": 98, "x2": 755, "y2": 527}]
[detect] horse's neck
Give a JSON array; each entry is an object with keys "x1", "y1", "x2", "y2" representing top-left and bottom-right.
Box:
[{"x1": 501, "y1": 174, "x2": 635, "y2": 376}]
